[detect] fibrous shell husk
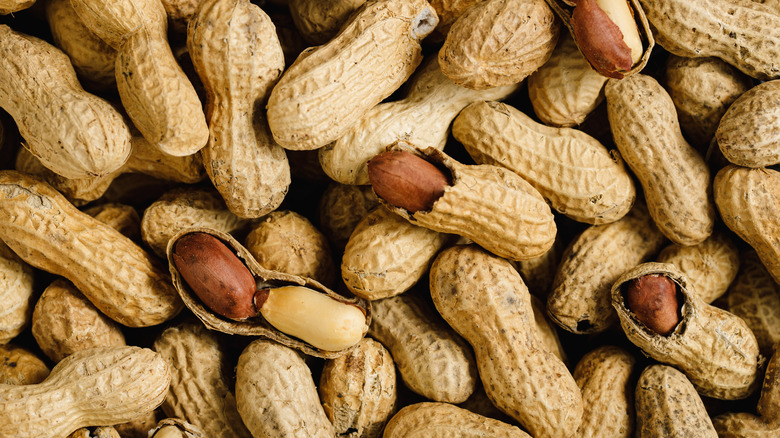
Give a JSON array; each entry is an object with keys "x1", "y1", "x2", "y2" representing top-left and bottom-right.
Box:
[
  {"x1": 612, "y1": 262, "x2": 763, "y2": 400},
  {"x1": 166, "y1": 227, "x2": 371, "y2": 359},
  {"x1": 383, "y1": 402, "x2": 531, "y2": 438}
]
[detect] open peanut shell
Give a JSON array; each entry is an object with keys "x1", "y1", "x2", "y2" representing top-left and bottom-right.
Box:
[
  {"x1": 611, "y1": 262, "x2": 762, "y2": 400},
  {"x1": 166, "y1": 227, "x2": 371, "y2": 359},
  {"x1": 543, "y1": 0, "x2": 655, "y2": 78},
  {"x1": 148, "y1": 418, "x2": 205, "y2": 438}
]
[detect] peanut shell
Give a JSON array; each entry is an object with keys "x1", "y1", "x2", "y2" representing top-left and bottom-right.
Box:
[
  {"x1": 383, "y1": 402, "x2": 531, "y2": 438},
  {"x1": 717, "y1": 79, "x2": 780, "y2": 167},
  {"x1": 0, "y1": 238, "x2": 34, "y2": 344},
  {"x1": 289, "y1": 0, "x2": 367, "y2": 44},
  {"x1": 0, "y1": 0, "x2": 34, "y2": 14},
  {"x1": 83, "y1": 203, "x2": 140, "y2": 241},
  {"x1": 530, "y1": 294, "x2": 567, "y2": 364},
  {"x1": 318, "y1": 183, "x2": 380, "y2": 250},
  {"x1": 0, "y1": 343, "x2": 49, "y2": 385},
  {"x1": 427, "y1": 0, "x2": 480, "y2": 40}
]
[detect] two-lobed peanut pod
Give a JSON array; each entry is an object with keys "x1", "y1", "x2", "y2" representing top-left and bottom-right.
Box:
[
  {"x1": 717, "y1": 79, "x2": 780, "y2": 167},
  {"x1": 453, "y1": 100, "x2": 635, "y2": 224},
  {"x1": 430, "y1": 244, "x2": 583, "y2": 438}
]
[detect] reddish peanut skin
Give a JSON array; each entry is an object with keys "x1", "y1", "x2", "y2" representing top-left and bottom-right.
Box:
[
  {"x1": 571, "y1": 0, "x2": 632, "y2": 78},
  {"x1": 626, "y1": 274, "x2": 680, "y2": 335},
  {"x1": 367, "y1": 151, "x2": 450, "y2": 212},
  {"x1": 172, "y1": 232, "x2": 256, "y2": 320}
]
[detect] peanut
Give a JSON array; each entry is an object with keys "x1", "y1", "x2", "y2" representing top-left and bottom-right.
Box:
[
  {"x1": 235, "y1": 339, "x2": 336, "y2": 438},
  {"x1": 0, "y1": 25, "x2": 131, "y2": 179},
  {"x1": 0, "y1": 0, "x2": 34, "y2": 14},
  {"x1": 634, "y1": 364, "x2": 718, "y2": 437},
  {"x1": 530, "y1": 294, "x2": 567, "y2": 363},
  {"x1": 452, "y1": 100, "x2": 636, "y2": 224},
  {"x1": 289, "y1": 0, "x2": 367, "y2": 44},
  {"x1": 367, "y1": 150, "x2": 450, "y2": 213},
  {"x1": 606, "y1": 73, "x2": 716, "y2": 245},
  {"x1": 83, "y1": 202, "x2": 141, "y2": 242},
  {"x1": 427, "y1": 0, "x2": 481, "y2": 40},
  {"x1": 148, "y1": 419, "x2": 206, "y2": 438},
  {"x1": 429, "y1": 244, "x2": 583, "y2": 438},
  {"x1": 0, "y1": 343, "x2": 49, "y2": 385},
  {"x1": 160, "y1": 0, "x2": 203, "y2": 34},
  {"x1": 0, "y1": 170, "x2": 182, "y2": 327},
  {"x1": 0, "y1": 239, "x2": 34, "y2": 344},
  {"x1": 0, "y1": 346, "x2": 170, "y2": 438},
  {"x1": 266, "y1": 0, "x2": 438, "y2": 150},
  {"x1": 570, "y1": 0, "x2": 642, "y2": 77},
  {"x1": 516, "y1": 238, "x2": 562, "y2": 297},
  {"x1": 625, "y1": 274, "x2": 681, "y2": 335},
  {"x1": 70, "y1": 0, "x2": 209, "y2": 157},
  {"x1": 612, "y1": 262, "x2": 762, "y2": 399},
  {"x1": 318, "y1": 182, "x2": 380, "y2": 250},
  {"x1": 188, "y1": 0, "x2": 291, "y2": 218},
  {"x1": 383, "y1": 402, "x2": 531, "y2": 437},
  {"x1": 438, "y1": 0, "x2": 559, "y2": 89}
]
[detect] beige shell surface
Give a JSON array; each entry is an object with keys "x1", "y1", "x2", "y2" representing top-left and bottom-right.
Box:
[
  {"x1": 759, "y1": 343, "x2": 780, "y2": 422},
  {"x1": 383, "y1": 402, "x2": 531, "y2": 438},
  {"x1": 429, "y1": 244, "x2": 583, "y2": 438},
  {"x1": 148, "y1": 418, "x2": 206, "y2": 438},
  {"x1": 439, "y1": 0, "x2": 559, "y2": 90},
  {"x1": 530, "y1": 295, "x2": 566, "y2": 364},
  {"x1": 319, "y1": 338, "x2": 396, "y2": 438},
  {"x1": 0, "y1": 0, "x2": 34, "y2": 14},
  {"x1": 0, "y1": 171, "x2": 182, "y2": 327},
  {"x1": 717, "y1": 79, "x2": 780, "y2": 167},
  {"x1": 727, "y1": 250, "x2": 780, "y2": 356},
  {"x1": 245, "y1": 210, "x2": 336, "y2": 287},
  {"x1": 656, "y1": 230, "x2": 740, "y2": 304},
  {"x1": 0, "y1": 25, "x2": 131, "y2": 180},
  {"x1": 318, "y1": 56, "x2": 518, "y2": 185},
  {"x1": 368, "y1": 292, "x2": 478, "y2": 403},
  {"x1": 318, "y1": 183, "x2": 380, "y2": 250},
  {"x1": 341, "y1": 206, "x2": 451, "y2": 300},
  {"x1": 606, "y1": 74, "x2": 715, "y2": 246},
  {"x1": 188, "y1": 0, "x2": 291, "y2": 218},
  {"x1": 527, "y1": 32, "x2": 608, "y2": 128},
  {"x1": 0, "y1": 346, "x2": 171, "y2": 438},
  {"x1": 427, "y1": 0, "x2": 480, "y2": 40},
  {"x1": 289, "y1": 0, "x2": 367, "y2": 44},
  {"x1": 83, "y1": 203, "x2": 140, "y2": 241},
  {"x1": 712, "y1": 413, "x2": 780, "y2": 437},
  {"x1": 235, "y1": 339, "x2": 336, "y2": 438},
  {"x1": 153, "y1": 321, "x2": 252, "y2": 438},
  {"x1": 266, "y1": 0, "x2": 438, "y2": 150},
  {"x1": 0, "y1": 343, "x2": 49, "y2": 385},
  {"x1": 547, "y1": 202, "x2": 667, "y2": 334},
  {"x1": 124, "y1": 133, "x2": 205, "y2": 184},
  {"x1": 453, "y1": 101, "x2": 635, "y2": 224},
  {"x1": 573, "y1": 345, "x2": 635, "y2": 438},
  {"x1": 382, "y1": 143, "x2": 556, "y2": 261},
  {"x1": 161, "y1": 0, "x2": 202, "y2": 34},
  {"x1": 516, "y1": 233, "x2": 562, "y2": 297},
  {"x1": 32, "y1": 279, "x2": 126, "y2": 363},
  {"x1": 0, "y1": 238, "x2": 34, "y2": 344},
  {"x1": 612, "y1": 262, "x2": 763, "y2": 400},
  {"x1": 714, "y1": 165, "x2": 780, "y2": 284},
  {"x1": 665, "y1": 55, "x2": 752, "y2": 151},
  {"x1": 640, "y1": 0, "x2": 780, "y2": 80},
  {"x1": 46, "y1": 0, "x2": 117, "y2": 92},
  {"x1": 634, "y1": 365, "x2": 718, "y2": 438},
  {"x1": 141, "y1": 187, "x2": 249, "y2": 258},
  {"x1": 166, "y1": 227, "x2": 371, "y2": 359}
]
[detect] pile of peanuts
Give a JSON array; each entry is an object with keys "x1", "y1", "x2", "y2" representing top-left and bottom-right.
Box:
[{"x1": 0, "y1": 0, "x2": 779, "y2": 437}]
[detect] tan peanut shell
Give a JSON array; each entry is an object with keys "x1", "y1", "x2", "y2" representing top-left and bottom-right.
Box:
[
  {"x1": 148, "y1": 418, "x2": 206, "y2": 438},
  {"x1": 612, "y1": 262, "x2": 763, "y2": 399},
  {"x1": 113, "y1": 412, "x2": 159, "y2": 438},
  {"x1": 383, "y1": 402, "x2": 531, "y2": 438},
  {"x1": 368, "y1": 291, "x2": 477, "y2": 403},
  {"x1": 153, "y1": 321, "x2": 252, "y2": 438},
  {"x1": 759, "y1": 343, "x2": 780, "y2": 423},
  {"x1": 717, "y1": 79, "x2": 780, "y2": 167},
  {"x1": 664, "y1": 55, "x2": 752, "y2": 152},
  {"x1": 430, "y1": 244, "x2": 583, "y2": 438},
  {"x1": 46, "y1": 0, "x2": 117, "y2": 92},
  {"x1": 547, "y1": 202, "x2": 667, "y2": 334},
  {"x1": 640, "y1": 0, "x2": 780, "y2": 80},
  {"x1": 245, "y1": 210, "x2": 336, "y2": 287},
  {"x1": 266, "y1": 0, "x2": 438, "y2": 150},
  {"x1": 515, "y1": 235, "x2": 562, "y2": 297},
  {"x1": 0, "y1": 170, "x2": 183, "y2": 327},
  {"x1": 656, "y1": 230, "x2": 740, "y2": 304},
  {"x1": 427, "y1": 0, "x2": 480, "y2": 40},
  {"x1": 453, "y1": 100, "x2": 635, "y2": 224},
  {"x1": 0, "y1": 25, "x2": 131, "y2": 180},
  {"x1": 318, "y1": 56, "x2": 518, "y2": 185},
  {"x1": 606, "y1": 73, "x2": 715, "y2": 246},
  {"x1": 634, "y1": 365, "x2": 718, "y2": 437},
  {"x1": 141, "y1": 187, "x2": 249, "y2": 258},
  {"x1": 167, "y1": 227, "x2": 371, "y2": 359},
  {"x1": 379, "y1": 142, "x2": 556, "y2": 261},
  {"x1": 0, "y1": 343, "x2": 49, "y2": 385},
  {"x1": 32, "y1": 279, "x2": 126, "y2": 362},
  {"x1": 527, "y1": 32, "x2": 608, "y2": 128},
  {"x1": 188, "y1": 0, "x2": 291, "y2": 218},
  {"x1": 289, "y1": 0, "x2": 367, "y2": 44},
  {"x1": 0, "y1": 0, "x2": 34, "y2": 14},
  {"x1": 319, "y1": 338, "x2": 397, "y2": 438},
  {"x1": 714, "y1": 165, "x2": 780, "y2": 284},
  {"x1": 70, "y1": 0, "x2": 209, "y2": 157},
  {"x1": 161, "y1": 0, "x2": 202, "y2": 34},
  {"x1": 83, "y1": 203, "x2": 140, "y2": 241},
  {"x1": 573, "y1": 345, "x2": 635, "y2": 437},
  {"x1": 727, "y1": 250, "x2": 780, "y2": 356},
  {"x1": 0, "y1": 346, "x2": 170, "y2": 438},
  {"x1": 341, "y1": 206, "x2": 451, "y2": 300},
  {"x1": 544, "y1": 0, "x2": 655, "y2": 78},
  {"x1": 0, "y1": 239, "x2": 34, "y2": 344},
  {"x1": 235, "y1": 339, "x2": 336, "y2": 438},
  {"x1": 438, "y1": 0, "x2": 558, "y2": 89},
  {"x1": 530, "y1": 295, "x2": 566, "y2": 364},
  {"x1": 318, "y1": 183, "x2": 380, "y2": 250}
]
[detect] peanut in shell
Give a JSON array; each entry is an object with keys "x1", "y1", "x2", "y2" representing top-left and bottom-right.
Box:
[
  {"x1": 383, "y1": 402, "x2": 531, "y2": 438},
  {"x1": 0, "y1": 239, "x2": 34, "y2": 344},
  {"x1": 0, "y1": 0, "x2": 34, "y2": 14},
  {"x1": 288, "y1": 0, "x2": 367, "y2": 44},
  {"x1": 318, "y1": 182, "x2": 380, "y2": 250},
  {"x1": 0, "y1": 343, "x2": 49, "y2": 385}
]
